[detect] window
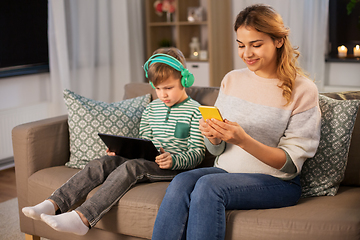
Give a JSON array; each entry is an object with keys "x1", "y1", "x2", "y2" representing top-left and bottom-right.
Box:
[{"x1": 327, "y1": 0, "x2": 360, "y2": 62}]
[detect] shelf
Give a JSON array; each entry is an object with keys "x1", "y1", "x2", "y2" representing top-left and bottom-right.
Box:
[
  {"x1": 178, "y1": 21, "x2": 207, "y2": 26},
  {"x1": 186, "y1": 58, "x2": 208, "y2": 62},
  {"x1": 326, "y1": 54, "x2": 360, "y2": 63},
  {"x1": 148, "y1": 22, "x2": 177, "y2": 27},
  {"x1": 148, "y1": 21, "x2": 207, "y2": 26},
  {"x1": 145, "y1": 0, "x2": 233, "y2": 86}
]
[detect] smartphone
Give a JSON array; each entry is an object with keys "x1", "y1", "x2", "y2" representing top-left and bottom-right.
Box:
[{"x1": 198, "y1": 106, "x2": 224, "y2": 121}]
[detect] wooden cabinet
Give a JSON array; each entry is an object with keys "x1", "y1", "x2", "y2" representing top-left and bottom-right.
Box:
[{"x1": 145, "y1": 0, "x2": 233, "y2": 87}]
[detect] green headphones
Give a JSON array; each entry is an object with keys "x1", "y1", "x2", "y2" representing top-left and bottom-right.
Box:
[{"x1": 143, "y1": 53, "x2": 194, "y2": 88}]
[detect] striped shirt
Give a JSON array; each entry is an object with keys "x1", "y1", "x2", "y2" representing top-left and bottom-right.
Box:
[{"x1": 139, "y1": 97, "x2": 205, "y2": 170}]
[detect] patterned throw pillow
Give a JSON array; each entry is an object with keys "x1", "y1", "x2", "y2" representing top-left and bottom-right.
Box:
[
  {"x1": 300, "y1": 95, "x2": 360, "y2": 197},
  {"x1": 63, "y1": 89, "x2": 151, "y2": 169}
]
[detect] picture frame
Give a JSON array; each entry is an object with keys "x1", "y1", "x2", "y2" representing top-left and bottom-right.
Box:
[{"x1": 187, "y1": 7, "x2": 205, "y2": 22}]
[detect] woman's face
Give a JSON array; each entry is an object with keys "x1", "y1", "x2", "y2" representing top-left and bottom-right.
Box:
[{"x1": 236, "y1": 26, "x2": 283, "y2": 78}]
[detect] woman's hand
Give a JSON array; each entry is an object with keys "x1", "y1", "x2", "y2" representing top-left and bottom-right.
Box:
[
  {"x1": 206, "y1": 119, "x2": 287, "y2": 169},
  {"x1": 199, "y1": 118, "x2": 222, "y2": 145},
  {"x1": 106, "y1": 148, "x2": 116, "y2": 156},
  {"x1": 203, "y1": 118, "x2": 249, "y2": 147},
  {"x1": 155, "y1": 147, "x2": 173, "y2": 169}
]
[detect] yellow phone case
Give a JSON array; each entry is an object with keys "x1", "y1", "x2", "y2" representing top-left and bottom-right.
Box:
[{"x1": 198, "y1": 106, "x2": 224, "y2": 121}]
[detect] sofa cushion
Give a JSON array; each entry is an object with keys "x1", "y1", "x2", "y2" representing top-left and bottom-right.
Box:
[
  {"x1": 224, "y1": 187, "x2": 360, "y2": 240},
  {"x1": 91, "y1": 182, "x2": 168, "y2": 239},
  {"x1": 322, "y1": 91, "x2": 360, "y2": 186},
  {"x1": 300, "y1": 95, "x2": 360, "y2": 197},
  {"x1": 28, "y1": 166, "x2": 81, "y2": 206},
  {"x1": 63, "y1": 89, "x2": 151, "y2": 169}
]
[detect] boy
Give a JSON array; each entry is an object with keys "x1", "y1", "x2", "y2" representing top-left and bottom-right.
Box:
[{"x1": 22, "y1": 47, "x2": 205, "y2": 235}]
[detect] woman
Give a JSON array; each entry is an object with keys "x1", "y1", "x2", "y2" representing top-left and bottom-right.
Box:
[{"x1": 151, "y1": 4, "x2": 321, "y2": 240}]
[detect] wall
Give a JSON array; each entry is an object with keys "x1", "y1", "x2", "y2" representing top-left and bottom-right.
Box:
[
  {"x1": 0, "y1": 73, "x2": 51, "y2": 166},
  {"x1": 0, "y1": 73, "x2": 50, "y2": 111},
  {"x1": 323, "y1": 62, "x2": 360, "y2": 92}
]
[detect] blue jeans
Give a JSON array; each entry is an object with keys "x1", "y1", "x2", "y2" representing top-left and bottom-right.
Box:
[
  {"x1": 48, "y1": 155, "x2": 179, "y2": 227},
  {"x1": 152, "y1": 167, "x2": 301, "y2": 240}
]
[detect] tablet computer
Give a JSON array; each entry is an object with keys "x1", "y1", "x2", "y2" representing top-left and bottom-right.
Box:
[{"x1": 98, "y1": 133, "x2": 159, "y2": 161}]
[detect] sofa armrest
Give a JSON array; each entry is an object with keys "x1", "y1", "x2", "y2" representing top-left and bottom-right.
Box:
[
  {"x1": 12, "y1": 115, "x2": 70, "y2": 207},
  {"x1": 12, "y1": 114, "x2": 70, "y2": 173}
]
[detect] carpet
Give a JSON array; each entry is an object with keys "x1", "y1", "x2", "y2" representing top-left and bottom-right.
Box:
[
  {"x1": 0, "y1": 198, "x2": 49, "y2": 240},
  {"x1": 0, "y1": 198, "x2": 25, "y2": 240}
]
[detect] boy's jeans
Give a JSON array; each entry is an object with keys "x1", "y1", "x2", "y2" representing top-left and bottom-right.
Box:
[
  {"x1": 152, "y1": 167, "x2": 301, "y2": 240},
  {"x1": 48, "y1": 155, "x2": 179, "y2": 227}
]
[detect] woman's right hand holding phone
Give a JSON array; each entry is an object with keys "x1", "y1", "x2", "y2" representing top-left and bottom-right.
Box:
[
  {"x1": 200, "y1": 117, "x2": 248, "y2": 147},
  {"x1": 199, "y1": 118, "x2": 222, "y2": 145}
]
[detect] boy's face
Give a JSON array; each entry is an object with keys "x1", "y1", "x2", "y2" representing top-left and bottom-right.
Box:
[{"x1": 154, "y1": 75, "x2": 188, "y2": 107}]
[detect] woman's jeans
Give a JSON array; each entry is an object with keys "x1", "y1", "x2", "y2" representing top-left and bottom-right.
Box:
[
  {"x1": 152, "y1": 167, "x2": 301, "y2": 240},
  {"x1": 48, "y1": 155, "x2": 179, "y2": 227}
]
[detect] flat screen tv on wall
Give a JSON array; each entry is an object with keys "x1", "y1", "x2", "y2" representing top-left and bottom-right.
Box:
[{"x1": 0, "y1": 0, "x2": 49, "y2": 78}]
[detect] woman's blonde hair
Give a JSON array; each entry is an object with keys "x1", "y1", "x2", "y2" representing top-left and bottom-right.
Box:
[
  {"x1": 147, "y1": 47, "x2": 186, "y2": 87},
  {"x1": 234, "y1": 4, "x2": 305, "y2": 104}
]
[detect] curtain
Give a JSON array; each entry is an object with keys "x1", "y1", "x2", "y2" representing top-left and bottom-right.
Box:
[
  {"x1": 231, "y1": 0, "x2": 329, "y2": 91},
  {"x1": 48, "y1": 0, "x2": 145, "y2": 117}
]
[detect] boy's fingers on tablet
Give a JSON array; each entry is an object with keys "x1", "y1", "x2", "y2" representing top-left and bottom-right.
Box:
[{"x1": 159, "y1": 147, "x2": 165, "y2": 153}]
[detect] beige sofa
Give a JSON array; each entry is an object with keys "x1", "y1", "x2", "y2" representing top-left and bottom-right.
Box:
[{"x1": 13, "y1": 83, "x2": 360, "y2": 240}]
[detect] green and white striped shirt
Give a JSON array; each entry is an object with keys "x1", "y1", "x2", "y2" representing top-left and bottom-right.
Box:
[{"x1": 139, "y1": 97, "x2": 205, "y2": 170}]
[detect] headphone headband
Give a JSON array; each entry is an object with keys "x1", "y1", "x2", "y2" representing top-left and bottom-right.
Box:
[{"x1": 143, "y1": 53, "x2": 194, "y2": 88}]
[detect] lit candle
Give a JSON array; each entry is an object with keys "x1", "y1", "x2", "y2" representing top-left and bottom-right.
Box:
[
  {"x1": 354, "y1": 45, "x2": 360, "y2": 57},
  {"x1": 338, "y1": 45, "x2": 347, "y2": 58}
]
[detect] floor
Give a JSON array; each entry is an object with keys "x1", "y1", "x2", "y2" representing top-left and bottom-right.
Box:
[{"x1": 0, "y1": 167, "x2": 17, "y2": 203}]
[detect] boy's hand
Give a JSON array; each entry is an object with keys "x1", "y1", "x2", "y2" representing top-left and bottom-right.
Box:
[
  {"x1": 155, "y1": 147, "x2": 173, "y2": 169},
  {"x1": 106, "y1": 148, "x2": 116, "y2": 156}
]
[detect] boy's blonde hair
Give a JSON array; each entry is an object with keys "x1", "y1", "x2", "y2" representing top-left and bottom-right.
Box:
[
  {"x1": 147, "y1": 47, "x2": 187, "y2": 87},
  {"x1": 234, "y1": 4, "x2": 305, "y2": 105}
]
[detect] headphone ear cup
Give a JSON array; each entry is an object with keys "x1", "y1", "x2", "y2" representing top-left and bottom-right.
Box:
[
  {"x1": 181, "y1": 73, "x2": 195, "y2": 88},
  {"x1": 149, "y1": 81, "x2": 155, "y2": 89}
]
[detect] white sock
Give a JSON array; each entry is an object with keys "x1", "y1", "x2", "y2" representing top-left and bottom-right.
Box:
[
  {"x1": 22, "y1": 200, "x2": 55, "y2": 220},
  {"x1": 40, "y1": 210, "x2": 89, "y2": 236}
]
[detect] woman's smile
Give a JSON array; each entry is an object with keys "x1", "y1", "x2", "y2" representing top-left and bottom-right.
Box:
[{"x1": 245, "y1": 58, "x2": 259, "y2": 65}]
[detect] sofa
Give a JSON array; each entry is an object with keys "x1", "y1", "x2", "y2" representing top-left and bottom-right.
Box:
[{"x1": 12, "y1": 82, "x2": 360, "y2": 240}]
